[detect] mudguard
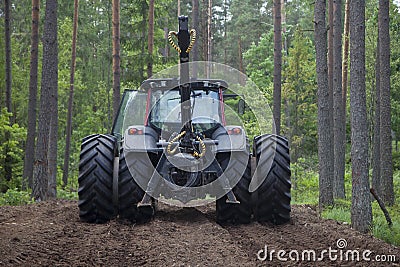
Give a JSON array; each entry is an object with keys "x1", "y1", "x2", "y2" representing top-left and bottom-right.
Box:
[
  {"x1": 123, "y1": 126, "x2": 158, "y2": 152},
  {"x1": 212, "y1": 125, "x2": 248, "y2": 152}
]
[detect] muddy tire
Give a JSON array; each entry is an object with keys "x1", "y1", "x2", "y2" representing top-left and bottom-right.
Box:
[
  {"x1": 253, "y1": 134, "x2": 291, "y2": 225},
  {"x1": 78, "y1": 134, "x2": 117, "y2": 223},
  {"x1": 216, "y1": 152, "x2": 252, "y2": 225},
  {"x1": 118, "y1": 150, "x2": 154, "y2": 223}
]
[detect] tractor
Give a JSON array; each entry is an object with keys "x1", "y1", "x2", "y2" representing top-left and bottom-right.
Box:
[{"x1": 78, "y1": 16, "x2": 291, "y2": 225}]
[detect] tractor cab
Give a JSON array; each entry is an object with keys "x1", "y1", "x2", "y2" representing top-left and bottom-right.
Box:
[{"x1": 112, "y1": 78, "x2": 231, "y2": 141}]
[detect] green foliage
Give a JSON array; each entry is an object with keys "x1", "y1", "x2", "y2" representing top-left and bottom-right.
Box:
[
  {"x1": 322, "y1": 198, "x2": 400, "y2": 246},
  {"x1": 0, "y1": 109, "x2": 26, "y2": 190},
  {"x1": 57, "y1": 188, "x2": 78, "y2": 200},
  {"x1": 292, "y1": 155, "x2": 400, "y2": 246},
  {"x1": 390, "y1": 3, "x2": 400, "y2": 142},
  {"x1": 310, "y1": 170, "x2": 400, "y2": 246},
  {"x1": 393, "y1": 150, "x2": 400, "y2": 171},
  {"x1": 281, "y1": 27, "x2": 317, "y2": 161},
  {"x1": 243, "y1": 31, "x2": 274, "y2": 93},
  {"x1": 224, "y1": 0, "x2": 273, "y2": 69},
  {"x1": 0, "y1": 188, "x2": 33, "y2": 206},
  {"x1": 291, "y1": 157, "x2": 319, "y2": 205}
]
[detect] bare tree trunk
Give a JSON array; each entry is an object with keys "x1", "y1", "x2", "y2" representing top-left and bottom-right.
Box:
[
  {"x1": 378, "y1": 0, "x2": 394, "y2": 206},
  {"x1": 206, "y1": 0, "x2": 212, "y2": 78},
  {"x1": 48, "y1": 105, "x2": 58, "y2": 198},
  {"x1": 33, "y1": 0, "x2": 58, "y2": 201},
  {"x1": 4, "y1": 0, "x2": 12, "y2": 116},
  {"x1": 23, "y1": 0, "x2": 40, "y2": 190},
  {"x1": 112, "y1": 0, "x2": 121, "y2": 122},
  {"x1": 238, "y1": 37, "x2": 244, "y2": 74},
  {"x1": 107, "y1": 0, "x2": 112, "y2": 127},
  {"x1": 191, "y1": 0, "x2": 199, "y2": 77},
  {"x1": 273, "y1": 0, "x2": 282, "y2": 135},
  {"x1": 333, "y1": 0, "x2": 345, "y2": 199},
  {"x1": 202, "y1": 0, "x2": 208, "y2": 62},
  {"x1": 328, "y1": 0, "x2": 333, "y2": 110},
  {"x1": 372, "y1": 34, "x2": 381, "y2": 196},
  {"x1": 62, "y1": 0, "x2": 79, "y2": 188},
  {"x1": 139, "y1": 2, "x2": 146, "y2": 82},
  {"x1": 147, "y1": 0, "x2": 154, "y2": 78},
  {"x1": 314, "y1": 0, "x2": 334, "y2": 208},
  {"x1": 281, "y1": 0, "x2": 287, "y2": 55},
  {"x1": 223, "y1": 0, "x2": 227, "y2": 65},
  {"x1": 349, "y1": 0, "x2": 372, "y2": 233},
  {"x1": 4, "y1": 0, "x2": 13, "y2": 184},
  {"x1": 342, "y1": 0, "x2": 349, "y2": 121},
  {"x1": 192, "y1": 0, "x2": 200, "y2": 77}
]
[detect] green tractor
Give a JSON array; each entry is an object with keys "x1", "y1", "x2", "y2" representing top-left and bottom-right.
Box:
[{"x1": 78, "y1": 16, "x2": 291, "y2": 225}]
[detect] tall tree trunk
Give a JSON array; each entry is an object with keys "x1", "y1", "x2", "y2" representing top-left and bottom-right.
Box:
[
  {"x1": 223, "y1": 0, "x2": 227, "y2": 65},
  {"x1": 202, "y1": 0, "x2": 208, "y2": 63},
  {"x1": 33, "y1": 0, "x2": 58, "y2": 201},
  {"x1": 112, "y1": 0, "x2": 121, "y2": 122},
  {"x1": 349, "y1": 0, "x2": 372, "y2": 233},
  {"x1": 48, "y1": 105, "x2": 58, "y2": 198},
  {"x1": 273, "y1": 0, "x2": 282, "y2": 135},
  {"x1": 328, "y1": 0, "x2": 333, "y2": 106},
  {"x1": 314, "y1": 0, "x2": 334, "y2": 208},
  {"x1": 342, "y1": 0, "x2": 349, "y2": 113},
  {"x1": 281, "y1": 0, "x2": 287, "y2": 55},
  {"x1": 147, "y1": 0, "x2": 154, "y2": 78},
  {"x1": 4, "y1": 0, "x2": 13, "y2": 184},
  {"x1": 333, "y1": 0, "x2": 345, "y2": 199},
  {"x1": 192, "y1": 0, "x2": 200, "y2": 78},
  {"x1": 23, "y1": 0, "x2": 40, "y2": 190},
  {"x1": 238, "y1": 37, "x2": 244, "y2": 75},
  {"x1": 378, "y1": 0, "x2": 394, "y2": 206},
  {"x1": 372, "y1": 34, "x2": 381, "y2": 196},
  {"x1": 139, "y1": 2, "x2": 147, "y2": 83},
  {"x1": 206, "y1": 0, "x2": 212, "y2": 78},
  {"x1": 62, "y1": 0, "x2": 79, "y2": 188}
]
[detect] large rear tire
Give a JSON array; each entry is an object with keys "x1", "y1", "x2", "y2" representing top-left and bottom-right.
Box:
[
  {"x1": 118, "y1": 150, "x2": 154, "y2": 223},
  {"x1": 216, "y1": 152, "x2": 252, "y2": 225},
  {"x1": 253, "y1": 134, "x2": 291, "y2": 225},
  {"x1": 78, "y1": 134, "x2": 117, "y2": 223}
]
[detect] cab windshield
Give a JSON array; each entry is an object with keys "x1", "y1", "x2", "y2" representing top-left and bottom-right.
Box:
[{"x1": 149, "y1": 89, "x2": 221, "y2": 132}]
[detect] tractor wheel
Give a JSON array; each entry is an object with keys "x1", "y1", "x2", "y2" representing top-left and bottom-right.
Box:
[
  {"x1": 118, "y1": 150, "x2": 154, "y2": 223},
  {"x1": 216, "y1": 152, "x2": 252, "y2": 225},
  {"x1": 78, "y1": 134, "x2": 117, "y2": 223},
  {"x1": 253, "y1": 134, "x2": 291, "y2": 225}
]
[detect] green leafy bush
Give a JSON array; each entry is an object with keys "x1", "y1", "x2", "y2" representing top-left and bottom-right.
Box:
[
  {"x1": 0, "y1": 108, "x2": 26, "y2": 191},
  {"x1": 0, "y1": 188, "x2": 33, "y2": 206},
  {"x1": 392, "y1": 150, "x2": 400, "y2": 171},
  {"x1": 57, "y1": 188, "x2": 78, "y2": 200},
  {"x1": 291, "y1": 157, "x2": 319, "y2": 205}
]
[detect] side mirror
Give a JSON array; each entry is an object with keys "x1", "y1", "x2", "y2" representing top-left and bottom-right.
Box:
[{"x1": 238, "y1": 99, "x2": 245, "y2": 115}]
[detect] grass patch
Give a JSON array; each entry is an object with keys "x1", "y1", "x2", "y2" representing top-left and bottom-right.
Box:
[
  {"x1": 292, "y1": 164, "x2": 400, "y2": 246},
  {"x1": 322, "y1": 200, "x2": 400, "y2": 246}
]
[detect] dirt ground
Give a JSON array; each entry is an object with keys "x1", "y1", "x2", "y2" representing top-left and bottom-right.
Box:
[{"x1": 0, "y1": 200, "x2": 399, "y2": 266}]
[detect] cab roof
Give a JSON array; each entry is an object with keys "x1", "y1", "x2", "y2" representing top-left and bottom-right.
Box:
[{"x1": 140, "y1": 78, "x2": 228, "y2": 91}]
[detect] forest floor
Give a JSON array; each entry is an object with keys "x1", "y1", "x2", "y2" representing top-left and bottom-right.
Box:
[{"x1": 0, "y1": 200, "x2": 399, "y2": 266}]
